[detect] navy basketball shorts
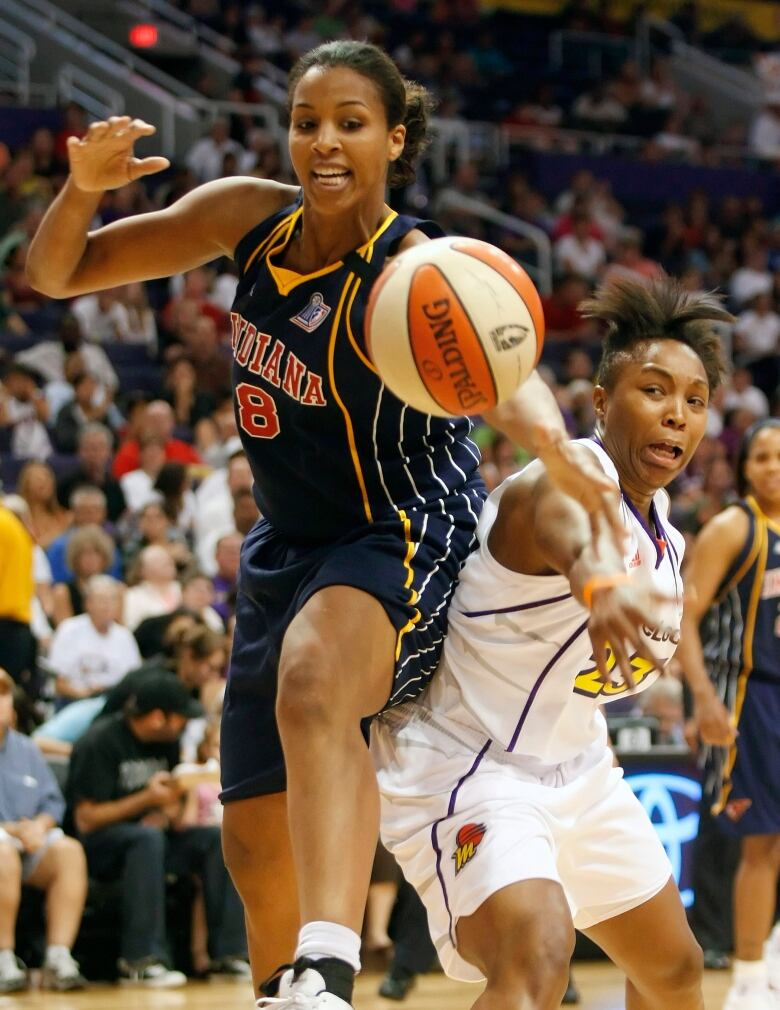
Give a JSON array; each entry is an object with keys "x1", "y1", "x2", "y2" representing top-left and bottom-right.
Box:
[
  {"x1": 220, "y1": 491, "x2": 482, "y2": 801},
  {"x1": 715, "y1": 676, "x2": 780, "y2": 836}
]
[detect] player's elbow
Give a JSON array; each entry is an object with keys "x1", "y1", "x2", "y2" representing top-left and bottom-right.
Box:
[{"x1": 24, "y1": 256, "x2": 67, "y2": 299}]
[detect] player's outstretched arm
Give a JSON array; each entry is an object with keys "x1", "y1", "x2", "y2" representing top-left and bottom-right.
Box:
[
  {"x1": 677, "y1": 507, "x2": 748, "y2": 746},
  {"x1": 483, "y1": 371, "x2": 624, "y2": 546},
  {"x1": 26, "y1": 116, "x2": 294, "y2": 298},
  {"x1": 489, "y1": 448, "x2": 665, "y2": 686}
]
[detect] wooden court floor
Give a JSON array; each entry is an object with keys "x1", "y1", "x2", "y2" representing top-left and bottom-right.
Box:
[{"x1": 2, "y1": 965, "x2": 731, "y2": 1009}]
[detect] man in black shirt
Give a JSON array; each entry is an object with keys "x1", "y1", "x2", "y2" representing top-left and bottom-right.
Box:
[
  {"x1": 56, "y1": 423, "x2": 126, "y2": 523},
  {"x1": 66, "y1": 677, "x2": 248, "y2": 986}
]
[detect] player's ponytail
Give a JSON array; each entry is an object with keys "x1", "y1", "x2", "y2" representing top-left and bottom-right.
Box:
[
  {"x1": 287, "y1": 40, "x2": 434, "y2": 189},
  {"x1": 389, "y1": 80, "x2": 435, "y2": 189}
]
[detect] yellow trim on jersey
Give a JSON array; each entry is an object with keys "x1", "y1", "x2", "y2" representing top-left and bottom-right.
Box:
[
  {"x1": 265, "y1": 208, "x2": 399, "y2": 297},
  {"x1": 327, "y1": 273, "x2": 373, "y2": 523},
  {"x1": 716, "y1": 501, "x2": 761, "y2": 602},
  {"x1": 712, "y1": 511, "x2": 768, "y2": 816},
  {"x1": 345, "y1": 271, "x2": 379, "y2": 374},
  {"x1": 242, "y1": 210, "x2": 298, "y2": 276},
  {"x1": 748, "y1": 494, "x2": 780, "y2": 536},
  {"x1": 395, "y1": 508, "x2": 422, "y2": 661}
]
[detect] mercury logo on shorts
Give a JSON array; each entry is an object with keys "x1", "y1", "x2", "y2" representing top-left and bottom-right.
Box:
[{"x1": 453, "y1": 822, "x2": 487, "y2": 874}]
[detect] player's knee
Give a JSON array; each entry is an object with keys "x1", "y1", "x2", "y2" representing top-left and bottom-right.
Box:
[
  {"x1": 277, "y1": 642, "x2": 340, "y2": 729},
  {"x1": 481, "y1": 916, "x2": 573, "y2": 994},
  {"x1": 0, "y1": 841, "x2": 22, "y2": 882},
  {"x1": 653, "y1": 938, "x2": 703, "y2": 993}
]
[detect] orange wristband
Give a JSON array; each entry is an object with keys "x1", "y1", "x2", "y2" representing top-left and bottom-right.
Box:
[{"x1": 582, "y1": 572, "x2": 631, "y2": 609}]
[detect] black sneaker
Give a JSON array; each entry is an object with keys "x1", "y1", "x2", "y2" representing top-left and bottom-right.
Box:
[
  {"x1": 257, "y1": 957, "x2": 355, "y2": 1008},
  {"x1": 378, "y1": 966, "x2": 416, "y2": 1001}
]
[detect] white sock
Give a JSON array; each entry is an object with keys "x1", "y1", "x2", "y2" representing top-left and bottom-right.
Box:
[
  {"x1": 733, "y1": 959, "x2": 768, "y2": 986},
  {"x1": 295, "y1": 921, "x2": 361, "y2": 973},
  {"x1": 45, "y1": 945, "x2": 69, "y2": 963}
]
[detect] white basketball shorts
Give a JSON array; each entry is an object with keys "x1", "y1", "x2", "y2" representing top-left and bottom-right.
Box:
[{"x1": 374, "y1": 712, "x2": 673, "y2": 983}]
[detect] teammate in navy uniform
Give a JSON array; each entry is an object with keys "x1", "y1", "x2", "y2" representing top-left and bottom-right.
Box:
[
  {"x1": 26, "y1": 42, "x2": 622, "y2": 1008},
  {"x1": 679, "y1": 419, "x2": 780, "y2": 1010}
]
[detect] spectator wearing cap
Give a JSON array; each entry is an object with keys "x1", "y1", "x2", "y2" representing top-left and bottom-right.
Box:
[
  {"x1": 111, "y1": 401, "x2": 201, "y2": 480},
  {"x1": 49, "y1": 576, "x2": 141, "y2": 707},
  {"x1": 0, "y1": 667, "x2": 88, "y2": 993},
  {"x1": 56, "y1": 423, "x2": 126, "y2": 524},
  {"x1": 66, "y1": 676, "x2": 248, "y2": 986}
]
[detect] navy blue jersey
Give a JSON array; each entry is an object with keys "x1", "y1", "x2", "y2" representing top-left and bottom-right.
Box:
[
  {"x1": 701, "y1": 497, "x2": 780, "y2": 830},
  {"x1": 230, "y1": 193, "x2": 483, "y2": 544}
]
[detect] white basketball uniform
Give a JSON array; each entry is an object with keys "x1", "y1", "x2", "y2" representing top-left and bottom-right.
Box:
[{"x1": 373, "y1": 438, "x2": 685, "y2": 982}]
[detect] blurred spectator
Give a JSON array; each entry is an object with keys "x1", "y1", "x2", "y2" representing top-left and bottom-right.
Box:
[
  {"x1": 123, "y1": 545, "x2": 182, "y2": 632},
  {"x1": 724, "y1": 366, "x2": 770, "y2": 420},
  {"x1": 602, "y1": 228, "x2": 662, "y2": 284},
  {"x1": 0, "y1": 668, "x2": 88, "y2": 993},
  {"x1": 120, "y1": 434, "x2": 167, "y2": 513},
  {"x1": 121, "y1": 499, "x2": 191, "y2": 577},
  {"x1": 182, "y1": 316, "x2": 232, "y2": 397},
  {"x1": 748, "y1": 94, "x2": 780, "y2": 161},
  {"x1": 56, "y1": 423, "x2": 126, "y2": 523},
  {"x1": 154, "y1": 462, "x2": 197, "y2": 540},
  {"x1": 730, "y1": 247, "x2": 773, "y2": 307},
  {"x1": 163, "y1": 357, "x2": 215, "y2": 430},
  {"x1": 733, "y1": 291, "x2": 780, "y2": 396},
  {"x1": 51, "y1": 524, "x2": 116, "y2": 626},
  {"x1": 121, "y1": 283, "x2": 158, "y2": 350},
  {"x1": 66, "y1": 676, "x2": 247, "y2": 986},
  {"x1": 0, "y1": 505, "x2": 36, "y2": 690},
  {"x1": 53, "y1": 103, "x2": 87, "y2": 162},
  {"x1": 0, "y1": 363, "x2": 52, "y2": 460},
  {"x1": 572, "y1": 82, "x2": 627, "y2": 131},
  {"x1": 49, "y1": 575, "x2": 140, "y2": 705},
  {"x1": 194, "y1": 449, "x2": 252, "y2": 568},
  {"x1": 554, "y1": 209, "x2": 606, "y2": 281},
  {"x1": 211, "y1": 532, "x2": 241, "y2": 623},
  {"x1": 196, "y1": 485, "x2": 257, "y2": 578},
  {"x1": 46, "y1": 486, "x2": 122, "y2": 584},
  {"x1": 16, "y1": 315, "x2": 118, "y2": 395},
  {"x1": 17, "y1": 461, "x2": 71, "y2": 549},
  {"x1": 180, "y1": 574, "x2": 224, "y2": 633},
  {"x1": 541, "y1": 274, "x2": 595, "y2": 341},
  {"x1": 70, "y1": 288, "x2": 133, "y2": 344},
  {"x1": 185, "y1": 119, "x2": 245, "y2": 184},
  {"x1": 112, "y1": 401, "x2": 201, "y2": 479},
  {"x1": 639, "y1": 676, "x2": 685, "y2": 745},
  {"x1": 52, "y1": 372, "x2": 120, "y2": 454}
]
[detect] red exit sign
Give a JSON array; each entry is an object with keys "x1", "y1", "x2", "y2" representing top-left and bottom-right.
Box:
[{"x1": 129, "y1": 23, "x2": 158, "y2": 47}]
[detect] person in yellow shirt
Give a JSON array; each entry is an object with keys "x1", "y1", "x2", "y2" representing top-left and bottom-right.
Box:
[{"x1": 0, "y1": 503, "x2": 36, "y2": 693}]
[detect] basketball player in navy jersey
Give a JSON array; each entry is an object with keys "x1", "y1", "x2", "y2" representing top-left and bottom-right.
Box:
[
  {"x1": 679, "y1": 419, "x2": 780, "y2": 1010},
  {"x1": 374, "y1": 277, "x2": 730, "y2": 1010},
  {"x1": 27, "y1": 42, "x2": 624, "y2": 1008}
]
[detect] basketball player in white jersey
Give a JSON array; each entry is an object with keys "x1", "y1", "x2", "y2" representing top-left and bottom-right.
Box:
[{"x1": 373, "y1": 276, "x2": 731, "y2": 1010}]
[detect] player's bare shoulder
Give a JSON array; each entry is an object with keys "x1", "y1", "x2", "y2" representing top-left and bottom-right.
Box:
[
  {"x1": 167, "y1": 176, "x2": 299, "y2": 259},
  {"x1": 697, "y1": 502, "x2": 750, "y2": 555}
]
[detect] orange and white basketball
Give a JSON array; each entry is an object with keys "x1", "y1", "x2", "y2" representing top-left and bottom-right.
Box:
[{"x1": 365, "y1": 236, "x2": 544, "y2": 417}]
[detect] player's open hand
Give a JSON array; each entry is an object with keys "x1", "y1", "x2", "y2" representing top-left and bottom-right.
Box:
[
  {"x1": 533, "y1": 426, "x2": 626, "y2": 551},
  {"x1": 695, "y1": 692, "x2": 737, "y2": 747},
  {"x1": 67, "y1": 116, "x2": 170, "y2": 192},
  {"x1": 586, "y1": 577, "x2": 670, "y2": 689}
]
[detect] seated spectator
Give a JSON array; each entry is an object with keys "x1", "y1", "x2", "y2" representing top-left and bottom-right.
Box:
[
  {"x1": 194, "y1": 449, "x2": 252, "y2": 570},
  {"x1": 0, "y1": 668, "x2": 88, "y2": 992},
  {"x1": 602, "y1": 228, "x2": 662, "y2": 285},
  {"x1": 49, "y1": 576, "x2": 141, "y2": 706},
  {"x1": 197, "y1": 487, "x2": 258, "y2": 578},
  {"x1": 70, "y1": 288, "x2": 132, "y2": 344},
  {"x1": 52, "y1": 371, "x2": 121, "y2": 455},
  {"x1": 56, "y1": 423, "x2": 126, "y2": 524},
  {"x1": 16, "y1": 314, "x2": 118, "y2": 396},
  {"x1": 51, "y1": 523, "x2": 116, "y2": 626},
  {"x1": 540, "y1": 274, "x2": 596, "y2": 341},
  {"x1": 553, "y1": 209, "x2": 606, "y2": 282},
  {"x1": 0, "y1": 363, "x2": 52, "y2": 460},
  {"x1": 571, "y1": 81, "x2": 627, "y2": 131},
  {"x1": 0, "y1": 504, "x2": 37, "y2": 691},
  {"x1": 133, "y1": 608, "x2": 203, "y2": 662},
  {"x1": 45, "y1": 486, "x2": 122, "y2": 585},
  {"x1": 211, "y1": 532, "x2": 241, "y2": 623},
  {"x1": 120, "y1": 283, "x2": 158, "y2": 350},
  {"x1": 180, "y1": 574, "x2": 224, "y2": 633},
  {"x1": 123, "y1": 545, "x2": 182, "y2": 632},
  {"x1": 185, "y1": 118, "x2": 245, "y2": 184},
  {"x1": 181, "y1": 316, "x2": 232, "y2": 398},
  {"x1": 638, "y1": 676, "x2": 685, "y2": 746},
  {"x1": 163, "y1": 357, "x2": 215, "y2": 431},
  {"x1": 748, "y1": 93, "x2": 780, "y2": 161},
  {"x1": 730, "y1": 246, "x2": 773, "y2": 308},
  {"x1": 111, "y1": 400, "x2": 201, "y2": 479},
  {"x1": 733, "y1": 291, "x2": 780, "y2": 396},
  {"x1": 66, "y1": 676, "x2": 250, "y2": 985},
  {"x1": 723, "y1": 366, "x2": 770, "y2": 419},
  {"x1": 120, "y1": 434, "x2": 167, "y2": 513},
  {"x1": 17, "y1": 461, "x2": 71, "y2": 549},
  {"x1": 154, "y1": 462, "x2": 197, "y2": 541},
  {"x1": 121, "y1": 499, "x2": 191, "y2": 576}
]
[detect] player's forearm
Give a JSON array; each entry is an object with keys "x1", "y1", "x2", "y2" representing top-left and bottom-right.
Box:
[
  {"x1": 26, "y1": 177, "x2": 103, "y2": 297},
  {"x1": 482, "y1": 370, "x2": 568, "y2": 457}
]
